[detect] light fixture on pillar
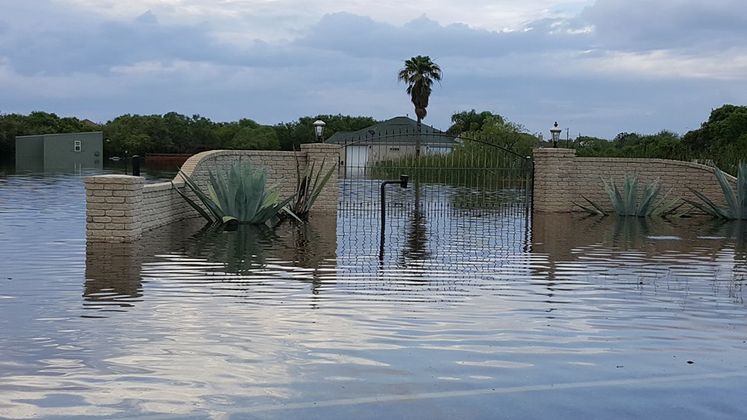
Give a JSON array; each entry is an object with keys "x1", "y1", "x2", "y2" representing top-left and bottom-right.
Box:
[
  {"x1": 550, "y1": 121, "x2": 562, "y2": 148},
  {"x1": 313, "y1": 120, "x2": 326, "y2": 142}
]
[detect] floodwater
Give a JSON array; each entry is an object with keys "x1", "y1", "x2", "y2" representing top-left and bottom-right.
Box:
[{"x1": 0, "y1": 170, "x2": 746, "y2": 419}]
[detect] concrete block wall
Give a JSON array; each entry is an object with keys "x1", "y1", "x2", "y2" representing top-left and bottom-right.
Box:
[
  {"x1": 85, "y1": 175, "x2": 143, "y2": 242},
  {"x1": 141, "y1": 182, "x2": 196, "y2": 231},
  {"x1": 86, "y1": 145, "x2": 341, "y2": 242},
  {"x1": 533, "y1": 148, "x2": 736, "y2": 213},
  {"x1": 533, "y1": 149, "x2": 576, "y2": 213},
  {"x1": 178, "y1": 149, "x2": 307, "y2": 204}
]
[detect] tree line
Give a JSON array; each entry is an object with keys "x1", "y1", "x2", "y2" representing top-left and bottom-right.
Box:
[
  {"x1": 571, "y1": 105, "x2": 747, "y2": 174},
  {"x1": 1, "y1": 105, "x2": 745, "y2": 174},
  {"x1": 0, "y1": 112, "x2": 376, "y2": 159}
]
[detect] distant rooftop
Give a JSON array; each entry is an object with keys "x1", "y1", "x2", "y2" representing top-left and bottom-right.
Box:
[
  {"x1": 16, "y1": 131, "x2": 103, "y2": 139},
  {"x1": 325, "y1": 116, "x2": 455, "y2": 145}
]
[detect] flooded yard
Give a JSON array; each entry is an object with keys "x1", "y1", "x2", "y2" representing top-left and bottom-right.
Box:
[{"x1": 0, "y1": 171, "x2": 746, "y2": 418}]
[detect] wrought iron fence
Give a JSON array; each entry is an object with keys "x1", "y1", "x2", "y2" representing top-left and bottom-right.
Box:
[{"x1": 330, "y1": 129, "x2": 533, "y2": 218}]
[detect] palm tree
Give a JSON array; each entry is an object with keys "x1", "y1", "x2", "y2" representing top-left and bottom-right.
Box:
[{"x1": 398, "y1": 55, "x2": 442, "y2": 157}]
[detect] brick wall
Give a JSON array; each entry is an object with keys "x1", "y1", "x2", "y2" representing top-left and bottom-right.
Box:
[
  {"x1": 177, "y1": 149, "x2": 308, "y2": 204},
  {"x1": 141, "y1": 182, "x2": 196, "y2": 231},
  {"x1": 533, "y1": 149, "x2": 576, "y2": 213},
  {"x1": 533, "y1": 148, "x2": 736, "y2": 213},
  {"x1": 86, "y1": 144, "x2": 341, "y2": 242},
  {"x1": 85, "y1": 176, "x2": 143, "y2": 242}
]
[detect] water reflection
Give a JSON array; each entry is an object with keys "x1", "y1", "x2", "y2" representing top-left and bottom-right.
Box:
[
  {"x1": 531, "y1": 213, "x2": 746, "y2": 303},
  {"x1": 400, "y1": 205, "x2": 430, "y2": 267},
  {"x1": 0, "y1": 160, "x2": 176, "y2": 182},
  {"x1": 188, "y1": 224, "x2": 279, "y2": 272},
  {"x1": 84, "y1": 242, "x2": 143, "y2": 312},
  {"x1": 187, "y1": 217, "x2": 337, "y2": 271},
  {"x1": 5, "y1": 168, "x2": 747, "y2": 418},
  {"x1": 534, "y1": 214, "x2": 704, "y2": 258},
  {"x1": 83, "y1": 218, "x2": 204, "y2": 311},
  {"x1": 83, "y1": 216, "x2": 338, "y2": 312}
]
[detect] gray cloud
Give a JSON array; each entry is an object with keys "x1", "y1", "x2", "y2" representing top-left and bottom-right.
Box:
[
  {"x1": 296, "y1": 13, "x2": 593, "y2": 59},
  {"x1": 0, "y1": 0, "x2": 745, "y2": 139},
  {"x1": 580, "y1": 0, "x2": 747, "y2": 51},
  {"x1": 0, "y1": 5, "x2": 221, "y2": 75},
  {"x1": 135, "y1": 10, "x2": 159, "y2": 25}
]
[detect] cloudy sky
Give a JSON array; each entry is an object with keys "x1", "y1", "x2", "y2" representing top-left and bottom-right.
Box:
[{"x1": 1, "y1": 0, "x2": 746, "y2": 138}]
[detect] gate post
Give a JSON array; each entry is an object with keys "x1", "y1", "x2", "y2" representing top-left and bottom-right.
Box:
[
  {"x1": 300, "y1": 143, "x2": 341, "y2": 215},
  {"x1": 85, "y1": 175, "x2": 144, "y2": 242},
  {"x1": 533, "y1": 148, "x2": 576, "y2": 213}
]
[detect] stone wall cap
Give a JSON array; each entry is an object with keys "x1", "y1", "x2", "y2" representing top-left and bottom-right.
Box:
[
  {"x1": 534, "y1": 148, "x2": 576, "y2": 155},
  {"x1": 85, "y1": 175, "x2": 145, "y2": 184},
  {"x1": 143, "y1": 181, "x2": 175, "y2": 192},
  {"x1": 301, "y1": 143, "x2": 341, "y2": 149},
  {"x1": 301, "y1": 143, "x2": 342, "y2": 152}
]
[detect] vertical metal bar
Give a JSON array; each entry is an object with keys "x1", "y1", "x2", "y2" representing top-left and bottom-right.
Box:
[
  {"x1": 131, "y1": 155, "x2": 141, "y2": 177},
  {"x1": 380, "y1": 180, "x2": 387, "y2": 259}
]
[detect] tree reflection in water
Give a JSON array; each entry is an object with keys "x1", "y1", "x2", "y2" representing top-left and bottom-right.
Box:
[{"x1": 400, "y1": 205, "x2": 430, "y2": 268}]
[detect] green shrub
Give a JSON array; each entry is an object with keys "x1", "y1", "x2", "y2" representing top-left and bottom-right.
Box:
[
  {"x1": 575, "y1": 173, "x2": 681, "y2": 217},
  {"x1": 291, "y1": 157, "x2": 336, "y2": 220},
  {"x1": 174, "y1": 161, "x2": 297, "y2": 227},
  {"x1": 686, "y1": 162, "x2": 747, "y2": 219}
]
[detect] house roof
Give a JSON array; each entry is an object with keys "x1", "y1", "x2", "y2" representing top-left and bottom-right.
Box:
[
  {"x1": 325, "y1": 116, "x2": 456, "y2": 146},
  {"x1": 80, "y1": 119, "x2": 100, "y2": 127},
  {"x1": 16, "y1": 131, "x2": 103, "y2": 140}
]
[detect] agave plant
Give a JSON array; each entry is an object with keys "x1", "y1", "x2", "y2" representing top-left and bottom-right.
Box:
[
  {"x1": 290, "y1": 155, "x2": 336, "y2": 220},
  {"x1": 574, "y1": 173, "x2": 681, "y2": 217},
  {"x1": 173, "y1": 161, "x2": 298, "y2": 227},
  {"x1": 686, "y1": 162, "x2": 747, "y2": 219}
]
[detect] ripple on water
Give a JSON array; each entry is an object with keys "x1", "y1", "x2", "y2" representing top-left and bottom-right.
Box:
[{"x1": 1, "y1": 172, "x2": 747, "y2": 418}]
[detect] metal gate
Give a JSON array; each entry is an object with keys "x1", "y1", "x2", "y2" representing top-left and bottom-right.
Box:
[
  {"x1": 331, "y1": 128, "x2": 533, "y2": 263},
  {"x1": 333, "y1": 129, "x2": 533, "y2": 218}
]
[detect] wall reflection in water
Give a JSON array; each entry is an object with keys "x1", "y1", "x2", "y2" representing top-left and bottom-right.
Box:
[
  {"x1": 181, "y1": 215, "x2": 337, "y2": 272},
  {"x1": 531, "y1": 213, "x2": 746, "y2": 304},
  {"x1": 84, "y1": 242, "x2": 143, "y2": 311},
  {"x1": 86, "y1": 211, "x2": 747, "y2": 313},
  {"x1": 84, "y1": 216, "x2": 338, "y2": 311},
  {"x1": 182, "y1": 215, "x2": 338, "y2": 296},
  {"x1": 532, "y1": 213, "x2": 747, "y2": 259},
  {"x1": 83, "y1": 218, "x2": 206, "y2": 311}
]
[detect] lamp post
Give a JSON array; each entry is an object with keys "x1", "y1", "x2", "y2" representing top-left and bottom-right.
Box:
[
  {"x1": 313, "y1": 120, "x2": 326, "y2": 142},
  {"x1": 550, "y1": 121, "x2": 562, "y2": 148}
]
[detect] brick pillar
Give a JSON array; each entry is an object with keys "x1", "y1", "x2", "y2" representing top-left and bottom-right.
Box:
[
  {"x1": 85, "y1": 175, "x2": 144, "y2": 242},
  {"x1": 533, "y1": 148, "x2": 576, "y2": 213},
  {"x1": 301, "y1": 143, "x2": 341, "y2": 215}
]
